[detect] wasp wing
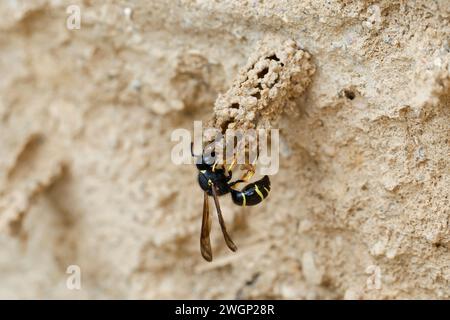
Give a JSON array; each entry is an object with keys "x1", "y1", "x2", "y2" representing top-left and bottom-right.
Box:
[
  {"x1": 211, "y1": 184, "x2": 237, "y2": 252},
  {"x1": 200, "y1": 191, "x2": 213, "y2": 262}
]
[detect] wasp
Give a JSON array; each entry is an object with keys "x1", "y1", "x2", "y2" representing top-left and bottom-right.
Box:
[{"x1": 192, "y1": 143, "x2": 271, "y2": 261}]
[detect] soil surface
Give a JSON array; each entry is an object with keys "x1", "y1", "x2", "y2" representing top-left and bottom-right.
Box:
[{"x1": 0, "y1": 0, "x2": 448, "y2": 299}]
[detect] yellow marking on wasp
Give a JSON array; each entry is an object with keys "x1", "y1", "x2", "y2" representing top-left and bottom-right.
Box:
[
  {"x1": 264, "y1": 187, "x2": 270, "y2": 193},
  {"x1": 212, "y1": 161, "x2": 218, "y2": 172},
  {"x1": 200, "y1": 170, "x2": 206, "y2": 174},
  {"x1": 242, "y1": 193, "x2": 246, "y2": 207},
  {"x1": 208, "y1": 179, "x2": 212, "y2": 186},
  {"x1": 254, "y1": 185, "x2": 265, "y2": 201}
]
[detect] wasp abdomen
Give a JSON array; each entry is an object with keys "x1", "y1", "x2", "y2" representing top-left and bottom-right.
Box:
[{"x1": 231, "y1": 175, "x2": 270, "y2": 206}]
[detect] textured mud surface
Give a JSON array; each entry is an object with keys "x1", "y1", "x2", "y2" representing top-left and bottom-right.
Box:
[
  {"x1": 0, "y1": 1, "x2": 449, "y2": 299},
  {"x1": 212, "y1": 39, "x2": 315, "y2": 131}
]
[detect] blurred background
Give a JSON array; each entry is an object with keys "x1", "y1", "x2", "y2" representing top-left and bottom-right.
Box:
[{"x1": 0, "y1": 0, "x2": 448, "y2": 299}]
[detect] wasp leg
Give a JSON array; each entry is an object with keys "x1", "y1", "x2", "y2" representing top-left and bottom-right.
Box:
[
  {"x1": 228, "y1": 163, "x2": 256, "y2": 189},
  {"x1": 211, "y1": 160, "x2": 219, "y2": 172},
  {"x1": 240, "y1": 164, "x2": 256, "y2": 183},
  {"x1": 221, "y1": 156, "x2": 236, "y2": 178},
  {"x1": 227, "y1": 157, "x2": 237, "y2": 173}
]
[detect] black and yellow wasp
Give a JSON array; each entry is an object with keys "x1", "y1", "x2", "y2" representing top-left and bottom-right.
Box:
[{"x1": 192, "y1": 143, "x2": 271, "y2": 262}]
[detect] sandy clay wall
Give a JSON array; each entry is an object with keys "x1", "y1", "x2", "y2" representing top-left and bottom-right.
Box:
[{"x1": 0, "y1": 0, "x2": 449, "y2": 299}]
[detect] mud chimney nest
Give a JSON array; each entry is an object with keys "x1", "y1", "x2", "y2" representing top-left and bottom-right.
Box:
[{"x1": 211, "y1": 39, "x2": 316, "y2": 133}]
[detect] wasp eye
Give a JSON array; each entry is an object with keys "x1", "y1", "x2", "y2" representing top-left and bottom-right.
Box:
[{"x1": 203, "y1": 153, "x2": 216, "y2": 165}]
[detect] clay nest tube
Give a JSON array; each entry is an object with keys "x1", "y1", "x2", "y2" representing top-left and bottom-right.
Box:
[{"x1": 211, "y1": 39, "x2": 316, "y2": 133}]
